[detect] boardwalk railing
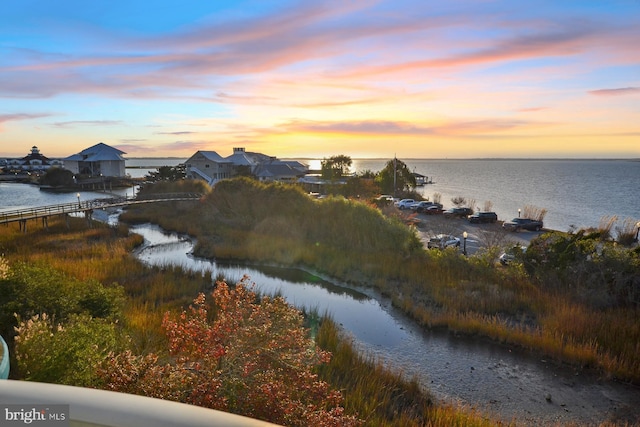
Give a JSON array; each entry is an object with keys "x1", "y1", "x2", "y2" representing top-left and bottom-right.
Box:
[{"x1": 0, "y1": 193, "x2": 203, "y2": 226}]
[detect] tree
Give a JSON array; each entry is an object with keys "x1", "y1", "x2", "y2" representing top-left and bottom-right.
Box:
[
  {"x1": 375, "y1": 158, "x2": 416, "y2": 195},
  {"x1": 321, "y1": 155, "x2": 352, "y2": 180},
  {"x1": 39, "y1": 168, "x2": 75, "y2": 187},
  {"x1": 99, "y1": 279, "x2": 362, "y2": 427},
  {"x1": 145, "y1": 164, "x2": 186, "y2": 182}
]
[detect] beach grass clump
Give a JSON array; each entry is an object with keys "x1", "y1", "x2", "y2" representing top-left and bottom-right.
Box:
[
  {"x1": 521, "y1": 204, "x2": 547, "y2": 222},
  {"x1": 615, "y1": 217, "x2": 640, "y2": 246}
]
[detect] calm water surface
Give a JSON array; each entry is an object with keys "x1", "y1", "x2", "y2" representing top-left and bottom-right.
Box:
[
  {"x1": 350, "y1": 159, "x2": 640, "y2": 232},
  {"x1": 0, "y1": 182, "x2": 133, "y2": 212}
]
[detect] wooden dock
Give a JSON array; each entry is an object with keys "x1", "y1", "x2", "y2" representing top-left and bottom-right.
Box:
[{"x1": 0, "y1": 193, "x2": 203, "y2": 231}]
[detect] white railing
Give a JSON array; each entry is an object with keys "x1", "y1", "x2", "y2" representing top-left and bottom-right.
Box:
[{"x1": 0, "y1": 381, "x2": 280, "y2": 427}]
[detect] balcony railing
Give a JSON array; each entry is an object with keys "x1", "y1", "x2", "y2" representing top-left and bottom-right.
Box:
[
  {"x1": 0, "y1": 380, "x2": 280, "y2": 427},
  {"x1": 0, "y1": 336, "x2": 8, "y2": 379}
]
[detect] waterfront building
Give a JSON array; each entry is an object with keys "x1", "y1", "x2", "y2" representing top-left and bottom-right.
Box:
[
  {"x1": 185, "y1": 147, "x2": 307, "y2": 185},
  {"x1": 64, "y1": 142, "x2": 126, "y2": 177},
  {"x1": 0, "y1": 146, "x2": 64, "y2": 174}
]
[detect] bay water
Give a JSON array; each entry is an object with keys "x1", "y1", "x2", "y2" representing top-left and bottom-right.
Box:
[
  {"x1": 350, "y1": 158, "x2": 640, "y2": 232},
  {"x1": 3, "y1": 158, "x2": 639, "y2": 232}
]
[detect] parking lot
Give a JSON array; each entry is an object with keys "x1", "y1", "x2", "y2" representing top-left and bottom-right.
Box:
[{"x1": 414, "y1": 213, "x2": 541, "y2": 256}]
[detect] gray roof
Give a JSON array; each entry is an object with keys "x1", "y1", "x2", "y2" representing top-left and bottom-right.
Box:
[
  {"x1": 225, "y1": 151, "x2": 271, "y2": 166},
  {"x1": 65, "y1": 142, "x2": 126, "y2": 161},
  {"x1": 197, "y1": 151, "x2": 227, "y2": 162},
  {"x1": 254, "y1": 162, "x2": 306, "y2": 178}
]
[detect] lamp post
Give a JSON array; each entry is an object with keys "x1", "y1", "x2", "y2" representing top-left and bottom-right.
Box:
[
  {"x1": 463, "y1": 231, "x2": 468, "y2": 256},
  {"x1": 76, "y1": 193, "x2": 81, "y2": 209},
  {"x1": 518, "y1": 208, "x2": 521, "y2": 218}
]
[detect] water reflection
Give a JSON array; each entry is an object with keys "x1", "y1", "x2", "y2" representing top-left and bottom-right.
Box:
[{"x1": 132, "y1": 224, "x2": 408, "y2": 349}]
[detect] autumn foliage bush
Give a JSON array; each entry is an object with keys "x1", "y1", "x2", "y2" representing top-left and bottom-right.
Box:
[{"x1": 98, "y1": 278, "x2": 362, "y2": 427}]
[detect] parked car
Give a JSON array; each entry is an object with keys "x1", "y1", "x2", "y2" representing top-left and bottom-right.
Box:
[
  {"x1": 427, "y1": 234, "x2": 461, "y2": 250},
  {"x1": 443, "y1": 207, "x2": 473, "y2": 218},
  {"x1": 394, "y1": 199, "x2": 415, "y2": 210},
  {"x1": 412, "y1": 201, "x2": 443, "y2": 213},
  {"x1": 499, "y1": 245, "x2": 525, "y2": 265},
  {"x1": 375, "y1": 194, "x2": 395, "y2": 202},
  {"x1": 423, "y1": 205, "x2": 444, "y2": 215},
  {"x1": 468, "y1": 211, "x2": 498, "y2": 224},
  {"x1": 502, "y1": 217, "x2": 544, "y2": 232}
]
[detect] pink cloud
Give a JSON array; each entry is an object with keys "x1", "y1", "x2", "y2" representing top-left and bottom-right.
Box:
[
  {"x1": 588, "y1": 87, "x2": 640, "y2": 96},
  {"x1": 0, "y1": 112, "x2": 52, "y2": 132},
  {"x1": 155, "y1": 131, "x2": 198, "y2": 135},
  {"x1": 282, "y1": 118, "x2": 544, "y2": 137},
  {"x1": 343, "y1": 23, "x2": 601, "y2": 78},
  {"x1": 0, "y1": 112, "x2": 51, "y2": 123},
  {"x1": 517, "y1": 107, "x2": 548, "y2": 113}
]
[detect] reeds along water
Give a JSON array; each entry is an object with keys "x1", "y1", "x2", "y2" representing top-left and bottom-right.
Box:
[{"x1": 121, "y1": 178, "x2": 640, "y2": 384}]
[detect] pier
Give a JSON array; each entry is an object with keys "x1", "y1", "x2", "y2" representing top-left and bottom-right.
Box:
[{"x1": 0, "y1": 193, "x2": 203, "y2": 231}]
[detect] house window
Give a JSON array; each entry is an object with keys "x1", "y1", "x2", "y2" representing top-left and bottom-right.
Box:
[{"x1": 205, "y1": 164, "x2": 210, "y2": 168}]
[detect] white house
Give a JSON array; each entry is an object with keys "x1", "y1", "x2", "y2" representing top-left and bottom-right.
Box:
[
  {"x1": 64, "y1": 142, "x2": 126, "y2": 177},
  {"x1": 1, "y1": 146, "x2": 63, "y2": 173},
  {"x1": 185, "y1": 147, "x2": 307, "y2": 185}
]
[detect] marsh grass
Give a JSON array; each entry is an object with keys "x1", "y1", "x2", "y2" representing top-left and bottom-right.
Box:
[
  {"x1": 521, "y1": 205, "x2": 547, "y2": 222},
  {"x1": 119, "y1": 178, "x2": 640, "y2": 385},
  {"x1": 616, "y1": 217, "x2": 640, "y2": 246},
  {"x1": 0, "y1": 214, "x2": 503, "y2": 426}
]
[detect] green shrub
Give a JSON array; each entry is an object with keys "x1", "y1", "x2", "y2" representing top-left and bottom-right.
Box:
[
  {"x1": 14, "y1": 313, "x2": 120, "y2": 387},
  {"x1": 0, "y1": 262, "x2": 124, "y2": 340}
]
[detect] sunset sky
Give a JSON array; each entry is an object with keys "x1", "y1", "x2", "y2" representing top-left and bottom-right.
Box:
[{"x1": 1, "y1": 0, "x2": 639, "y2": 159}]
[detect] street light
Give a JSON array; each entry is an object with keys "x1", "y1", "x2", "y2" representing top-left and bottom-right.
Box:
[
  {"x1": 463, "y1": 231, "x2": 468, "y2": 256},
  {"x1": 76, "y1": 193, "x2": 81, "y2": 209},
  {"x1": 518, "y1": 208, "x2": 521, "y2": 218}
]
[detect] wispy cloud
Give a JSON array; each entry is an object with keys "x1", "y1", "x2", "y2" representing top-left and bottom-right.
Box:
[
  {"x1": 155, "y1": 140, "x2": 214, "y2": 152},
  {"x1": 0, "y1": 112, "x2": 51, "y2": 123},
  {"x1": 283, "y1": 118, "x2": 542, "y2": 137},
  {"x1": 588, "y1": 87, "x2": 640, "y2": 96},
  {"x1": 155, "y1": 131, "x2": 198, "y2": 135},
  {"x1": 517, "y1": 107, "x2": 548, "y2": 113},
  {"x1": 119, "y1": 138, "x2": 147, "y2": 143},
  {"x1": 342, "y1": 23, "x2": 601, "y2": 78},
  {"x1": 52, "y1": 120, "x2": 122, "y2": 128},
  {"x1": 0, "y1": 112, "x2": 52, "y2": 132}
]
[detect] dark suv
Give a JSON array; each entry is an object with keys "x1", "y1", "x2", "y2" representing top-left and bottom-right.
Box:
[
  {"x1": 443, "y1": 207, "x2": 473, "y2": 218},
  {"x1": 502, "y1": 217, "x2": 544, "y2": 232},
  {"x1": 468, "y1": 211, "x2": 498, "y2": 224}
]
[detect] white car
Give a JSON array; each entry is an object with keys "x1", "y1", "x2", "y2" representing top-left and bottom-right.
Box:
[
  {"x1": 427, "y1": 234, "x2": 461, "y2": 250},
  {"x1": 394, "y1": 199, "x2": 415, "y2": 210}
]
